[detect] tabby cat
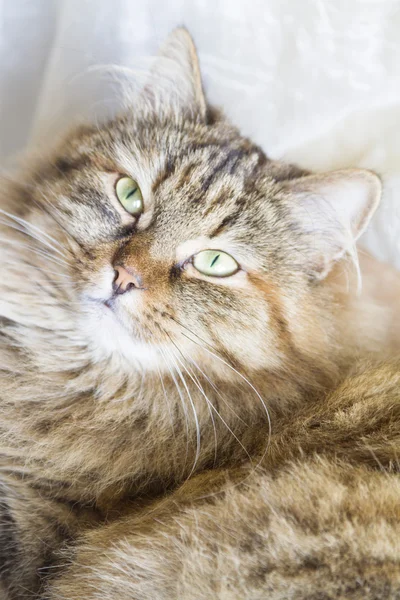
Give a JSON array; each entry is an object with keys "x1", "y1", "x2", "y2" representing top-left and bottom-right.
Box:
[{"x1": 1, "y1": 28, "x2": 400, "y2": 599}]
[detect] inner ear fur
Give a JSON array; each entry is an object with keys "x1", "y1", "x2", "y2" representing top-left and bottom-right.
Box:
[{"x1": 283, "y1": 168, "x2": 381, "y2": 280}]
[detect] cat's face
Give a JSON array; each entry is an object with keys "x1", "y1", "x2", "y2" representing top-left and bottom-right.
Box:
[{"x1": 17, "y1": 29, "x2": 380, "y2": 378}]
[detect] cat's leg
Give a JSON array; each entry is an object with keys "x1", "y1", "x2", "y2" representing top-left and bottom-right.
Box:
[
  {"x1": 0, "y1": 473, "x2": 82, "y2": 600},
  {"x1": 43, "y1": 462, "x2": 400, "y2": 600}
]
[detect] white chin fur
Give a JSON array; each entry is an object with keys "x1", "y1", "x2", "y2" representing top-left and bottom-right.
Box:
[{"x1": 80, "y1": 303, "x2": 163, "y2": 372}]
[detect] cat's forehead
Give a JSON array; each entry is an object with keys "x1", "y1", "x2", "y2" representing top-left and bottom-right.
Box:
[
  {"x1": 107, "y1": 114, "x2": 267, "y2": 196},
  {"x1": 55, "y1": 116, "x2": 273, "y2": 227}
]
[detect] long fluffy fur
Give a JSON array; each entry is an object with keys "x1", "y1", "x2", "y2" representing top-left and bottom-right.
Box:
[{"x1": 45, "y1": 360, "x2": 400, "y2": 600}]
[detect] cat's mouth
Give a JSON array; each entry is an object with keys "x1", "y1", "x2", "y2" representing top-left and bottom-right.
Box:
[
  {"x1": 102, "y1": 294, "x2": 135, "y2": 322},
  {"x1": 101, "y1": 296, "x2": 131, "y2": 329},
  {"x1": 96, "y1": 291, "x2": 153, "y2": 346},
  {"x1": 104, "y1": 298, "x2": 115, "y2": 310}
]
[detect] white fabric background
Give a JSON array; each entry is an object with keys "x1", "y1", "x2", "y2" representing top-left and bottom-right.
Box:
[{"x1": 1, "y1": 0, "x2": 400, "y2": 267}]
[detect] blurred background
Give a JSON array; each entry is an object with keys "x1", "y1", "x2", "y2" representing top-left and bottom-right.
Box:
[{"x1": 1, "y1": 0, "x2": 400, "y2": 267}]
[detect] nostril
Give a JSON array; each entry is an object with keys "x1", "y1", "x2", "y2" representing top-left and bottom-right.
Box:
[{"x1": 112, "y1": 265, "x2": 143, "y2": 295}]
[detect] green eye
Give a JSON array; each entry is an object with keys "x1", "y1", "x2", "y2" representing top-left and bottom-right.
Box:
[
  {"x1": 192, "y1": 250, "x2": 239, "y2": 277},
  {"x1": 115, "y1": 176, "x2": 143, "y2": 216}
]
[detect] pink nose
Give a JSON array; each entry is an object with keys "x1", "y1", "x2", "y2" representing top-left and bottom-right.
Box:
[{"x1": 112, "y1": 265, "x2": 143, "y2": 294}]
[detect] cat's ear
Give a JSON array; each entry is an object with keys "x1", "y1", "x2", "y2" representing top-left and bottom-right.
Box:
[
  {"x1": 143, "y1": 28, "x2": 207, "y2": 119},
  {"x1": 285, "y1": 169, "x2": 381, "y2": 280}
]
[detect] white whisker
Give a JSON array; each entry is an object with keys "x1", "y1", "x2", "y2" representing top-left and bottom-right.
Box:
[
  {"x1": 183, "y1": 350, "x2": 248, "y2": 427},
  {"x1": 181, "y1": 329, "x2": 271, "y2": 445},
  {"x1": 158, "y1": 346, "x2": 190, "y2": 477},
  {"x1": 167, "y1": 318, "x2": 272, "y2": 476},
  {"x1": 0, "y1": 217, "x2": 67, "y2": 259},
  {"x1": 164, "y1": 336, "x2": 218, "y2": 466},
  {"x1": 155, "y1": 359, "x2": 177, "y2": 440},
  {"x1": 1, "y1": 256, "x2": 72, "y2": 283},
  {"x1": 0, "y1": 209, "x2": 65, "y2": 254},
  {"x1": 169, "y1": 336, "x2": 252, "y2": 465},
  {"x1": 163, "y1": 345, "x2": 201, "y2": 478},
  {"x1": 0, "y1": 237, "x2": 70, "y2": 269}
]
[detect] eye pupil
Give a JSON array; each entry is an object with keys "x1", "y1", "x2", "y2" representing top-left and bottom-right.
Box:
[
  {"x1": 210, "y1": 254, "x2": 220, "y2": 267},
  {"x1": 125, "y1": 187, "x2": 138, "y2": 199}
]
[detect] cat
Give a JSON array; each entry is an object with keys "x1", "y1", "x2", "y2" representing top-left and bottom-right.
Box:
[{"x1": 0, "y1": 27, "x2": 399, "y2": 599}]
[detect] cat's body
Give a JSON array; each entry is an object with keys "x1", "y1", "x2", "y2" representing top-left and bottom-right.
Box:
[
  {"x1": 4, "y1": 360, "x2": 400, "y2": 599},
  {"x1": 1, "y1": 28, "x2": 400, "y2": 599},
  {"x1": 44, "y1": 361, "x2": 400, "y2": 600}
]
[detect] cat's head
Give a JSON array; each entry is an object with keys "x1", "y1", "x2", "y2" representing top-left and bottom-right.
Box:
[{"x1": 7, "y1": 29, "x2": 381, "y2": 380}]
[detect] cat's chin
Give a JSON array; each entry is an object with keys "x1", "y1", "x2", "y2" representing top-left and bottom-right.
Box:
[{"x1": 80, "y1": 302, "x2": 164, "y2": 372}]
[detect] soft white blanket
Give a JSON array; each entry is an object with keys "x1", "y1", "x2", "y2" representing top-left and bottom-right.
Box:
[{"x1": 1, "y1": 0, "x2": 399, "y2": 267}]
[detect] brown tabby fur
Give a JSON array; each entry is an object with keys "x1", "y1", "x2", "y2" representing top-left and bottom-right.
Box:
[
  {"x1": 44, "y1": 360, "x2": 400, "y2": 599},
  {"x1": 1, "y1": 28, "x2": 400, "y2": 599}
]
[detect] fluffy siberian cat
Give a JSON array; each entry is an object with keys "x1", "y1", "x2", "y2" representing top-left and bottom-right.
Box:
[{"x1": 1, "y1": 29, "x2": 400, "y2": 599}]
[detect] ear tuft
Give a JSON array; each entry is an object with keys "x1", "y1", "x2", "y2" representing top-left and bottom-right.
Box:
[
  {"x1": 143, "y1": 28, "x2": 206, "y2": 119},
  {"x1": 286, "y1": 168, "x2": 381, "y2": 280}
]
